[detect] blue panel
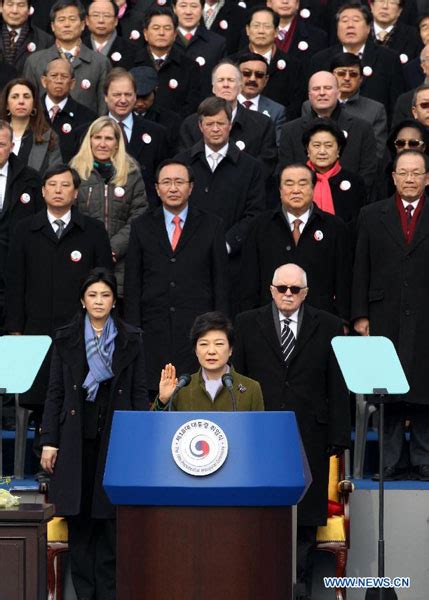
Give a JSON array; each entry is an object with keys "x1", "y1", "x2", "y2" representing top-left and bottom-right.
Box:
[
  {"x1": 104, "y1": 412, "x2": 312, "y2": 507},
  {"x1": 0, "y1": 336, "x2": 51, "y2": 393}
]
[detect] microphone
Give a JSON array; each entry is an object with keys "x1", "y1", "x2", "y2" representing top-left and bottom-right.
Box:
[
  {"x1": 222, "y1": 373, "x2": 237, "y2": 411},
  {"x1": 168, "y1": 373, "x2": 191, "y2": 411}
]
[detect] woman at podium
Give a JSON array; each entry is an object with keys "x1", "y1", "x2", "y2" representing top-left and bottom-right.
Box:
[
  {"x1": 154, "y1": 311, "x2": 264, "y2": 411},
  {"x1": 39, "y1": 268, "x2": 149, "y2": 600}
]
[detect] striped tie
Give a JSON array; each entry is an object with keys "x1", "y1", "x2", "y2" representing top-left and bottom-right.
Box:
[{"x1": 281, "y1": 318, "x2": 295, "y2": 363}]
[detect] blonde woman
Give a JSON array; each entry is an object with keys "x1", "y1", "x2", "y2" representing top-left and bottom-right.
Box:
[{"x1": 71, "y1": 116, "x2": 148, "y2": 297}]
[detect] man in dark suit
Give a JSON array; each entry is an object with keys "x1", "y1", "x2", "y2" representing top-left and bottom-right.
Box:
[
  {"x1": 309, "y1": 1, "x2": 405, "y2": 120},
  {"x1": 124, "y1": 158, "x2": 229, "y2": 400},
  {"x1": 202, "y1": 0, "x2": 247, "y2": 54},
  {"x1": 172, "y1": 0, "x2": 226, "y2": 99},
  {"x1": 234, "y1": 262, "x2": 350, "y2": 600},
  {"x1": 240, "y1": 162, "x2": 351, "y2": 320},
  {"x1": 103, "y1": 67, "x2": 168, "y2": 206},
  {"x1": 41, "y1": 58, "x2": 96, "y2": 163},
  {"x1": 0, "y1": 0, "x2": 53, "y2": 74},
  {"x1": 393, "y1": 51, "x2": 429, "y2": 128},
  {"x1": 83, "y1": 0, "x2": 143, "y2": 70},
  {"x1": 352, "y1": 150, "x2": 429, "y2": 481},
  {"x1": 279, "y1": 70, "x2": 377, "y2": 192}
]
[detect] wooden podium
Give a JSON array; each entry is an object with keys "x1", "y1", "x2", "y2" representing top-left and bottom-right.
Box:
[{"x1": 104, "y1": 411, "x2": 311, "y2": 600}]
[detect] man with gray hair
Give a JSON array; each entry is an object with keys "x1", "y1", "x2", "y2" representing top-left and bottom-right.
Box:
[
  {"x1": 393, "y1": 46, "x2": 429, "y2": 126},
  {"x1": 234, "y1": 262, "x2": 351, "y2": 600}
]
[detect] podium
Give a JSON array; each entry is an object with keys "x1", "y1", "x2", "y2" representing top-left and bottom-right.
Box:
[{"x1": 104, "y1": 411, "x2": 311, "y2": 600}]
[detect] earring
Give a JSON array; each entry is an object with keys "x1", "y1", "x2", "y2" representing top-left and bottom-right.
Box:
[
  {"x1": 6, "y1": 109, "x2": 11, "y2": 117},
  {"x1": 113, "y1": 304, "x2": 116, "y2": 308},
  {"x1": 30, "y1": 108, "x2": 37, "y2": 117},
  {"x1": 82, "y1": 304, "x2": 86, "y2": 309}
]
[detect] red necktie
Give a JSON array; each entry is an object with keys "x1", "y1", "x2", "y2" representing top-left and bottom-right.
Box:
[
  {"x1": 242, "y1": 100, "x2": 253, "y2": 109},
  {"x1": 185, "y1": 33, "x2": 193, "y2": 40},
  {"x1": 171, "y1": 215, "x2": 182, "y2": 250}
]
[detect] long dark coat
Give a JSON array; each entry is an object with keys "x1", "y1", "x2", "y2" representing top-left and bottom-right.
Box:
[
  {"x1": 351, "y1": 195, "x2": 429, "y2": 404},
  {"x1": 5, "y1": 208, "x2": 113, "y2": 407},
  {"x1": 0, "y1": 17, "x2": 53, "y2": 74},
  {"x1": 124, "y1": 204, "x2": 229, "y2": 390},
  {"x1": 40, "y1": 317, "x2": 149, "y2": 517},
  {"x1": 233, "y1": 302, "x2": 350, "y2": 526}
]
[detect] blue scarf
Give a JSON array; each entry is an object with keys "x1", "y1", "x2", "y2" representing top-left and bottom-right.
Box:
[{"x1": 82, "y1": 314, "x2": 117, "y2": 402}]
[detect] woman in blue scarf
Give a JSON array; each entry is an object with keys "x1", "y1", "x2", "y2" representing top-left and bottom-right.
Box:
[{"x1": 40, "y1": 268, "x2": 149, "y2": 600}]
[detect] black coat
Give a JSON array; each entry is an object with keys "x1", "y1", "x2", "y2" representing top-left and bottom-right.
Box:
[
  {"x1": 351, "y1": 195, "x2": 429, "y2": 405},
  {"x1": 239, "y1": 203, "x2": 351, "y2": 321},
  {"x1": 321, "y1": 167, "x2": 367, "y2": 233},
  {"x1": 309, "y1": 41, "x2": 406, "y2": 119},
  {"x1": 207, "y1": 1, "x2": 248, "y2": 54},
  {"x1": 82, "y1": 31, "x2": 144, "y2": 70},
  {"x1": 278, "y1": 104, "x2": 378, "y2": 192},
  {"x1": 179, "y1": 104, "x2": 278, "y2": 180},
  {"x1": 139, "y1": 45, "x2": 201, "y2": 119},
  {"x1": 42, "y1": 95, "x2": 97, "y2": 164},
  {"x1": 392, "y1": 89, "x2": 414, "y2": 128},
  {"x1": 280, "y1": 17, "x2": 328, "y2": 62},
  {"x1": 174, "y1": 25, "x2": 226, "y2": 100},
  {"x1": 124, "y1": 205, "x2": 229, "y2": 389},
  {"x1": 5, "y1": 208, "x2": 113, "y2": 407},
  {"x1": 371, "y1": 22, "x2": 423, "y2": 64},
  {"x1": 0, "y1": 18, "x2": 53, "y2": 74},
  {"x1": 40, "y1": 317, "x2": 149, "y2": 517},
  {"x1": 233, "y1": 302, "x2": 351, "y2": 525},
  {"x1": 141, "y1": 105, "x2": 181, "y2": 154},
  {"x1": 175, "y1": 140, "x2": 266, "y2": 256}
]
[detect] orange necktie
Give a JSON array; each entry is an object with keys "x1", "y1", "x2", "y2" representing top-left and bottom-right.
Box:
[{"x1": 171, "y1": 215, "x2": 182, "y2": 250}]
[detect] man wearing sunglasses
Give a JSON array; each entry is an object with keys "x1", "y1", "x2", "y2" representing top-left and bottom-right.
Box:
[
  {"x1": 352, "y1": 150, "x2": 429, "y2": 481},
  {"x1": 234, "y1": 262, "x2": 351, "y2": 600},
  {"x1": 393, "y1": 46, "x2": 429, "y2": 127}
]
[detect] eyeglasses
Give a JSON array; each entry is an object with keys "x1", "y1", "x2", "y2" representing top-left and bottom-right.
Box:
[
  {"x1": 240, "y1": 69, "x2": 267, "y2": 79},
  {"x1": 157, "y1": 179, "x2": 190, "y2": 187},
  {"x1": 394, "y1": 170, "x2": 426, "y2": 178},
  {"x1": 394, "y1": 138, "x2": 425, "y2": 149},
  {"x1": 333, "y1": 69, "x2": 361, "y2": 78},
  {"x1": 272, "y1": 285, "x2": 306, "y2": 294},
  {"x1": 416, "y1": 101, "x2": 429, "y2": 109}
]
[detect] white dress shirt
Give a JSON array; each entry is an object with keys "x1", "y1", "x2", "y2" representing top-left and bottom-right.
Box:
[
  {"x1": 286, "y1": 208, "x2": 310, "y2": 235},
  {"x1": 238, "y1": 93, "x2": 260, "y2": 111},
  {"x1": 279, "y1": 308, "x2": 299, "y2": 338},
  {"x1": 162, "y1": 205, "x2": 189, "y2": 244},
  {"x1": 205, "y1": 143, "x2": 228, "y2": 171},
  {"x1": 0, "y1": 162, "x2": 9, "y2": 211},
  {"x1": 45, "y1": 95, "x2": 68, "y2": 119},
  {"x1": 109, "y1": 111, "x2": 133, "y2": 142},
  {"x1": 47, "y1": 209, "x2": 72, "y2": 234}
]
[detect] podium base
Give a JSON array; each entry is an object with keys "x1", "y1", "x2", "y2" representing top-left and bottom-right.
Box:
[{"x1": 117, "y1": 505, "x2": 293, "y2": 600}]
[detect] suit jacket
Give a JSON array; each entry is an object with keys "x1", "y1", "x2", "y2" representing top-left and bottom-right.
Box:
[
  {"x1": 257, "y1": 96, "x2": 287, "y2": 145},
  {"x1": 233, "y1": 302, "x2": 350, "y2": 525},
  {"x1": 124, "y1": 204, "x2": 229, "y2": 389},
  {"x1": 279, "y1": 103, "x2": 377, "y2": 191},
  {"x1": 24, "y1": 128, "x2": 63, "y2": 177},
  {"x1": 239, "y1": 203, "x2": 351, "y2": 320},
  {"x1": 141, "y1": 105, "x2": 180, "y2": 154},
  {"x1": 0, "y1": 18, "x2": 53, "y2": 74},
  {"x1": 392, "y1": 89, "x2": 414, "y2": 128},
  {"x1": 23, "y1": 43, "x2": 111, "y2": 116},
  {"x1": 82, "y1": 31, "x2": 144, "y2": 71},
  {"x1": 403, "y1": 57, "x2": 424, "y2": 91},
  {"x1": 179, "y1": 103, "x2": 278, "y2": 180},
  {"x1": 309, "y1": 40, "x2": 406, "y2": 119},
  {"x1": 351, "y1": 194, "x2": 429, "y2": 405},
  {"x1": 277, "y1": 17, "x2": 328, "y2": 61},
  {"x1": 206, "y1": 1, "x2": 248, "y2": 54},
  {"x1": 42, "y1": 95, "x2": 96, "y2": 163},
  {"x1": 371, "y1": 22, "x2": 423, "y2": 64}
]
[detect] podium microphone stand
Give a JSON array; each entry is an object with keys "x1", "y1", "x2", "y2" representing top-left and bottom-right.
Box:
[{"x1": 332, "y1": 337, "x2": 409, "y2": 600}]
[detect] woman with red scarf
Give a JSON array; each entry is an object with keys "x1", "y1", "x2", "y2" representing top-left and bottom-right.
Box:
[{"x1": 303, "y1": 119, "x2": 367, "y2": 234}]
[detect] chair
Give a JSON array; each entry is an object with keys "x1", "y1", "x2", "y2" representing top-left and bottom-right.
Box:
[
  {"x1": 316, "y1": 453, "x2": 354, "y2": 600},
  {"x1": 47, "y1": 516, "x2": 69, "y2": 600},
  {"x1": 353, "y1": 394, "x2": 378, "y2": 479}
]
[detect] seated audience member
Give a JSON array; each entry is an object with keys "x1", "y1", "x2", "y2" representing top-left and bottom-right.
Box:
[
  {"x1": 23, "y1": 0, "x2": 111, "y2": 116},
  {"x1": 237, "y1": 53, "x2": 286, "y2": 146},
  {"x1": 309, "y1": 2, "x2": 406, "y2": 120},
  {"x1": 303, "y1": 119, "x2": 367, "y2": 233},
  {"x1": 83, "y1": 0, "x2": 143, "y2": 70},
  {"x1": 0, "y1": 78, "x2": 62, "y2": 175},
  {"x1": 124, "y1": 159, "x2": 229, "y2": 400},
  {"x1": 0, "y1": 0, "x2": 53, "y2": 74},
  {"x1": 40, "y1": 268, "x2": 148, "y2": 600},
  {"x1": 279, "y1": 71, "x2": 377, "y2": 193},
  {"x1": 154, "y1": 312, "x2": 264, "y2": 411},
  {"x1": 71, "y1": 116, "x2": 148, "y2": 298},
  {"x1": 41, "y1": 58, "x2": 96, "y2": 163},
  {"x1": 201, "y1": 0, "x2": 247, "y2": 54},
  {"x1": 172, "y1": 0, "x2": 226, "y2": 99},
  {"x1": 302, "y1": 53, "x2": 387, "y2": 160}
]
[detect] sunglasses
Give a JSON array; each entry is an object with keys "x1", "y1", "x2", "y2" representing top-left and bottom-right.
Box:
[
  {"x1": 272, "y1": 285, "x2": 306, "y2": 294},
  {"x1": 416, "y1": 102, "x2": 429, "y2": 109},
  {"x1": 240, "y1": 69, "x2": 267, "y2": 79},
  {"x1": 333, "y1": 69, "x2": 360, "y2": 78},
  {"x1": 394, "y1": 138, "x2": 425, "y2": 149}
]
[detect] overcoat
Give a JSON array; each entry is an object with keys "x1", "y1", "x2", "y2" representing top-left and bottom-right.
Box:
[
  {"x1": 0, "y1": 17, "x2": 53, "y2": 74},
  {"x1": 124, "y1": 204, "x2": 229, "y2": 390},
  {"x1": 40, "y1": 316, "x2": 149, "y2": 517},
  {"x1": 351, "y1": 195, "x2": 429, "y2": 404},
  {"x1": 233, "y1": 302, "x2": 350, "y2": 525},
  {"x1": 371, "y1": 22, "x2": 422, "y2": 63},
  {"x1": 82, "y1": 30, "x2": 144, "y2": 71}
]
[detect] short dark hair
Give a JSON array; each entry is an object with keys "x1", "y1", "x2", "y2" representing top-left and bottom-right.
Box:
[
  {"x1": 172, "y1": 0, "x2": 204, "y2": 6},
  {"x1": 330, "y1": 52, "x2": 362, "y2": 75},
  {"x1": 336, "y1": 2, "x2": 372, "y2": 25},
  {"x1": 79, "y1": 267, "x2": 118, "y2": 302},
  {"x1": 190, "y1": 312, "x2": 234, "y2": 348},
  {"x1": 104, "y1": 67, "x2": 136, "y2": 95},
  {"x1": 50, "y1": 0, "x2": 86, "y2": 22},
  {"x1": 155, "y1": 159, "x2": 194, "y2": 183},
  {"x1": 418, "y1": 13, "x2": 429, "y2": 27},
  {"x1": 2, "y1": 0, "x2": 31, "y2": 7},
  {"x1": 42, "y1": 164, "x2": 81, "y2": 188},
  {"x1": 237, "y1": 52, "x2": 269, "y2": 68},
  {"x1": 246, "y1": 5, "x2": 280, "y2": 28},
  {"x1": 412, "y1": 84, "x2": 429, "y2": 107},
  {"x1": 392, "y1": 149, "x2": 429, "y2": 172},
  {"x1": 302, "y1": 118, "x2": 347, "y2": 156},
  {"x1": 43, "y1": 58, "x2": 75, "y2": 78},
  {"x1": 143, "y1": 6, "x2": 178, "y2": 29},
  {"x1": 87, "y1": 0, "x2": 119, "y2": 17},
  {"x1": 387, "y1": 118, "x2": 429, "y2": 156},
  {"x1": 279, "y1": 163, "x2": 317, "y2": 187},
  {"x1": 197, "y1": 96, "x2": 232, "y2": 122}
]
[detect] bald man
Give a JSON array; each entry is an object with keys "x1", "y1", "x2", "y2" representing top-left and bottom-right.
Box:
[
  {"x1": 233, "y1": 263, "x2": 350, "y2": 600},
  {"x1": 279, "y1": 70, "x2": 377, "y2": 192}
]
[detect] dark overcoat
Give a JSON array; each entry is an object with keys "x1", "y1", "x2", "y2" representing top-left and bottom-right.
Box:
[
  {"x1": 124, "y1": 204, "x2": 229, "y2": 390},
  {"x1": 279, "y1": 18, "x2": 328, "y2": 62},
  {"x1": 82, "y1": 30, "x2": 144, "y2": 71},
  {"x1": 40, "y1": 317, "x2": 149, "y2": 517},
  {"x1": 351, "y1": 195, "x2": 429, "y2": 404},
  {"x1": 233, "y1": 302, "x2": 350, "y2": 526},
  {"x1": 0, "y1": 17, "x2": 53, "y2": 74},
  {"x1": 208, "y1": 1, "x2": 248, "y2": 54},
  {"x1": 371, "y1": 22, "x2": 423, "y2": 63},
  {"x1": 239, "y1": 203, "x2": 351, "y2": 321}
]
